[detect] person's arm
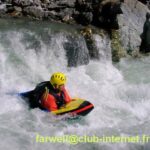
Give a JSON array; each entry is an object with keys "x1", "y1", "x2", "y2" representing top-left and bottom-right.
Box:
[
  {"x1": 41, "y1": 92, "x2": 58, "y2": 111},
  {"x1": 63, "y1": 88, "x2": 72, "y2": 103}
]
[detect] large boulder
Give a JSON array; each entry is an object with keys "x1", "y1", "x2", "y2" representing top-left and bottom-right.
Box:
[
  {"x1": 118, "y1": 0, "x2": 150, "y2": 53},
  {"x1": 63, "y1": 34, "x2": 90, "y2": 67},
  {"x1": 93, "y1": 1, "x2": 123, "y2": 29},
  {"x1": 23, "y1": 6, "x2": 44, "y2": 19}
]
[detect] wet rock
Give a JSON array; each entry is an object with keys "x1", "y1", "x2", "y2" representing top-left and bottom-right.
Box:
[
  {"x1": 57, "y1": 0, "x2": 76, "y2": 8},
  {"x1": 62, "y1": 14, "x2": 74, "y2": 23},
  {"x1": 47, "y1": 0, "x2": 76, "y2": 12},
  {"x1": 46, "y1": 11, "x2": 61, "y2": 21},
  {"x1": 58, "y1": 8, "x2": 74, "y2": 19},
  {"x1": 41, "y1": 0, "x2": 50, "y2": 4},
  {"x1": 0, "y1": 0, "x2": 124, "y2": 31},
  {"x1": 1, "y1": 0, "x2": 12, "y2": 3},
  {"x1": 12, "y1": 0, "x2": 33, "y2": 7},
  {"x1": 47, "y1": 3, "x2": 66, "y2": 11},
  {"x1": 10, "y1": 10, "x2": 22, "y2": 17},
  {"x1": 23, "y1": 6, "x2": 44, "y2": 19},
  {"x1": 94, "y1": 1, "x2": 123, "y2": 29},
  {"x1": 131, "y1": 49, "x2": 141, "y2": 58},
  {"x1": 33, "y1": 0, "x2": 41, "y2": 6},
  {"x1": 8, "y1": 6, "x2": 22, "y2": 17},
  {"x1": 75, "y1": 0, "x2": 93, "y2": 12},
  {"x1": 111, "y1": 29, "x2": 126, "y2": 62},
  {"x1": 81, "y1": 27, "x2": 100, "y2": 59},
  {"x1": 140, "y1": 12, "x2": 150, "y2": 53},
  {"x1": 6, "y1": 4, "x2": 14, "y2": 13},
  {"x1": 77, "y1": 12, "x2": 93, "y2": 25},
  {"x1": 63, "y1": 35, "x2": 90, "y2": 67},
  {"x1": 14, "y1": 6, "x2": 22, "y2": 12},
  {"x1": 138, "y1": 0, "x2": 147, "y2": 5},
  {"x1": 62, "y1": 14, "x2": 70, "y2": 22},
  {"x1": 0, "y1": 4, "x2": 7, "y2": 16}
]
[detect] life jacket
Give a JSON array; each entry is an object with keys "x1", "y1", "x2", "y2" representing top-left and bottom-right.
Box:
[{"x1": 41, "y1": 87, "x2": 71, "y2": 111}]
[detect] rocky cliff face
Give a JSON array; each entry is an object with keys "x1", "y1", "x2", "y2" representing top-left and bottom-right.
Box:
[
  {"x1": 0, "y1": 0, "x2": 123, "y2": 30},
  {"x1": 118, "y1": 0, "x2": 150, "y2": 53}
]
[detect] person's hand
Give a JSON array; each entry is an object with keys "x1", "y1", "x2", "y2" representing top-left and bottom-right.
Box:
[{"x1": 71, "y1": 98, "x2": 79, "y2": 101}]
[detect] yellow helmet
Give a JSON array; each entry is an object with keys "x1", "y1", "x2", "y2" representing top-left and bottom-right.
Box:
[{"x1": 50, "y1": 72, "x2": 67, "y2": 86}]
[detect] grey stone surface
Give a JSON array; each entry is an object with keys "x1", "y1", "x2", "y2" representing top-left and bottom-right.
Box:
[{"x1": 0, "y1": 0, "x2": 124, "y2": 30}]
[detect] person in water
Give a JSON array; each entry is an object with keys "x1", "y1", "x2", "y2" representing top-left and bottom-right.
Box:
[{"x1": 33, "y1": 72, "x2": 71, "y2": 111}]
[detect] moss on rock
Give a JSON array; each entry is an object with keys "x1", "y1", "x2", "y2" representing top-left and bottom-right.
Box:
[{"x1": 111, "y1": 29, "x2": 126, "y2": 62}]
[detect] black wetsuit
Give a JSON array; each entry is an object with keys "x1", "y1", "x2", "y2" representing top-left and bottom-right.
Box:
[{"x1": 21, "y1": 81, "x2": 66, "y2": 110}]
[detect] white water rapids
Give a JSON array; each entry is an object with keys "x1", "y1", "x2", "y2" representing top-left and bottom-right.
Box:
[{"x1": 0, "y1": 19, "x2": 150, "y2": 150}]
